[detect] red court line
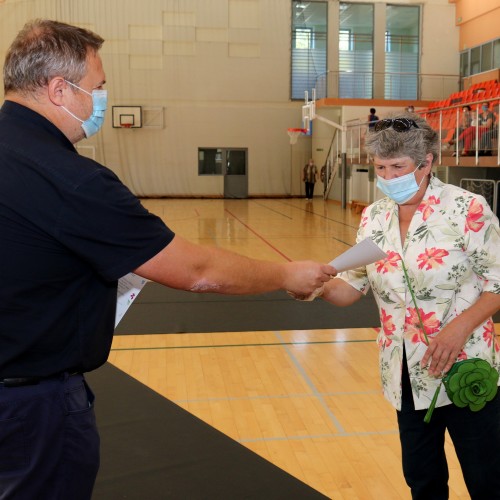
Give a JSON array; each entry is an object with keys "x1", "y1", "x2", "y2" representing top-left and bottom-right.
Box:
[{"x1": 224, "y1": 208, "x2": 292, "y2": 262}]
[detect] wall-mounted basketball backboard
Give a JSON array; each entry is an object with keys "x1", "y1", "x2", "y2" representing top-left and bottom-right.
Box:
[{"x1": 112, "y1": 106, "x2": 142, "y2": 128}]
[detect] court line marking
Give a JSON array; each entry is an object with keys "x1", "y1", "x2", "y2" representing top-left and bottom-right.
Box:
[
  {"x1": 251, "y1": 200, "x2": 294, "y2": 219},
  {"x1": 224, "y1": 208, "x2": 292, "y2": 261},
  {"x1": 277, "y1": 199, "x2": 360, "y2": 229},
  {"x1": 274, "y1": 331, "x2": 346, "y2": 434},
  {"x1": 110, "y1": 338, "x2": 377, "y2": 352},
  {"x1": 239, "y1": 429, "x2": 399, "y2": 444},
  {"x1": 261, "y1": 199, "x2": 359, "y2": 247},
  {"x1": 173, "y1": 390, "x2": 382, "y2": 404}
]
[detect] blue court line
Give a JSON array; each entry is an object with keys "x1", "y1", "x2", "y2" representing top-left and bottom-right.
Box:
[
  {"x1": 173, "y1": 389, "x2": 381, "y2": 404},
  {"x1": 239, "y1": 428, "x2": 398, "y2": 444}
]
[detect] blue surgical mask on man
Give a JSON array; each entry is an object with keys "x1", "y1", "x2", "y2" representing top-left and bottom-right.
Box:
[
  {"x1": 61, "y1": 80, "x2": 107, "y2": 138},
  {"x1": 376, "y1": 164, "x2": 425, "y2": 204}
]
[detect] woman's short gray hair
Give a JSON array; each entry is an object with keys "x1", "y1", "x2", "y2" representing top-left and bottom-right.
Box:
[
  {"x1": 3, "y1": 19, "x2": 104, "y2": 95},
  {"x1": 364, "y1": 111, "x2": 439, "y2": 166}
]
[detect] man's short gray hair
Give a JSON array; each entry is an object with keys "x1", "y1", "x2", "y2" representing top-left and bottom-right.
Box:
[{"x1": 3, "y1": 19, "x2": 104, "y2": 95}]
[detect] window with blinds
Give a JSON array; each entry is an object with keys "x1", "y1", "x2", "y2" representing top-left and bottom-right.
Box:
[
  {"x1": 385, "y1": 5, "x2": 420, "y2": 100},
  {"x1": 291, "y1": 1, "x2": 327, "y2": 100},
  {"x1": 339, "y1": 3, "x2": 374, "y2": 99}
]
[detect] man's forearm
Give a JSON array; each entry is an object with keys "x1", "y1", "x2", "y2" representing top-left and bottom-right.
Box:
[{"x1": 135, "y1": 235, "x2": 335, "y2": 297}]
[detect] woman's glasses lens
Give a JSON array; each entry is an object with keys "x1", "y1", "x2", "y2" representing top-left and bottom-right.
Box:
[{"x1": 374, "y1": 118, "x2": 419, "y2": 132}]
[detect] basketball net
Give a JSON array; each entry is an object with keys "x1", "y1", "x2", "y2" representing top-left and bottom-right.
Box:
[{"x1": 287, "y1": 128, "x2": 307, "y2": 145}]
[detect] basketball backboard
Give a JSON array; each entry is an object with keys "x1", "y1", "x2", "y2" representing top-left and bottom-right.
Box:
[{"x1": 112, "y1": 106, "x2": 142, "y2": 128}]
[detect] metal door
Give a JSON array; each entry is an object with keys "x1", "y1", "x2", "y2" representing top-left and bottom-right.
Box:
[{"x1": 224, "y1": 149, "x2": 248, "y2": 199}]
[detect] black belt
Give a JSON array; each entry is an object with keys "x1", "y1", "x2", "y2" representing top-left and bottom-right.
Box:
[
  {"x1": 0, "y1": 373, "x2": 80, "y2": 388},
  {"x1": 0, "y1": 377, "x2": 43, "y2": 387}
]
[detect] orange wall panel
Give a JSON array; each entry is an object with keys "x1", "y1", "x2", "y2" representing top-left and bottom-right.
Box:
[{"x1": 455, "y1": 0, "x2": 500, "y2": 49}]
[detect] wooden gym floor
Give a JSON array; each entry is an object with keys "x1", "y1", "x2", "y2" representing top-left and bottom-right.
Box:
[{"x1": 107, "y1": 196, "x2": 497, "y2": 499}]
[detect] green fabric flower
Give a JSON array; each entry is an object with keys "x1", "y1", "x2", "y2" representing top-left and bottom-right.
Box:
[
  {"x1": 424, "y1": 359, "x2": 499, "y2": 423},
  {"x1": 443, "y1": 358, "x2": 499, "y2": 412}
]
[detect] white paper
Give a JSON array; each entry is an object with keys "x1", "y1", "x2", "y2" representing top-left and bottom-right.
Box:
[
  {"x1": 115, "y1": 272, "x2": 148, "y2": 327},
  {"x1": 329, "y1": 238, "x2": 387, "y2": 273}
]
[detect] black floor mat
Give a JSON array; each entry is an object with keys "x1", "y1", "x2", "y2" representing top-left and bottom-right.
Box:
[
  {"x1": 115, "y1": 283, "x2": 381, "y2": 334},
  {"x1": 88, "y1": 363, "x2": 329, "y2": 500}
]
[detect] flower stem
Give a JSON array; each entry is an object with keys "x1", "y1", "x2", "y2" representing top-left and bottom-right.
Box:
[
  {"x1": 401, "y1": 260, "x2": 430, "y2": 345},
  {"x1": 424, "y1": 383, "x2": 441, "y2": 423}
]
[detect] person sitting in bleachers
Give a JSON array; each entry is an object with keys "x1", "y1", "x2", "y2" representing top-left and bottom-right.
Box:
[
  {"x1": 448, "y1": 105, "x2": 472, "y2": 154},
  {"x1": 479, "y1": 103, "x2": 498, "y2": 155},
  {"x1": 457, "y1": 103, "x2": 495, "y2": 156}
]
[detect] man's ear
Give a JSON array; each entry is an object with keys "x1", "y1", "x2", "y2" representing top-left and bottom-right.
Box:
[{"x1": 48, "y1": 77, "x2": 68, "y2": 106}]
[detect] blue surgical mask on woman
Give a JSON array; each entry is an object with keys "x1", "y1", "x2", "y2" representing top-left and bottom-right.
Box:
[
  {"x1": 62, "y1": 80, "x2": 108, "y2": 138},
  {"x1": 376, "y1": 164, "x2": 425, "y2": 204}
]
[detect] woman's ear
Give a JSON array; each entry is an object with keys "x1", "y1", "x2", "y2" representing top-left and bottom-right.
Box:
[{"x1": 420, "y1": 153, "x2": 433, "y2": 170}]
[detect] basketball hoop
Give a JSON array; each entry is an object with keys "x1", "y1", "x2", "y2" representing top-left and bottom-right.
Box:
[
  {"x1": 287, "y1": 128, "x2": 307, "y2": 145},
  {"x1": 121, "y1": 123, "x2": 132, "y2": 129}
]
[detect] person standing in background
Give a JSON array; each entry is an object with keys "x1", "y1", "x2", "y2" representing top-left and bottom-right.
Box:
[
  {"x1": 320, "y1": 160, "x2": 329, "y2": 197},
  {"x1": 368, "y1": 107, "x2": 379, "y2": 130},
  {"x1": 303, "y1": 158, "x2": 318, "y2": 200}
]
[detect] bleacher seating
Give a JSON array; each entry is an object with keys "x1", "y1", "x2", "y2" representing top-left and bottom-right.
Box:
[{"x1": 422, "y1": 79, "x2": 499, "y2": 157}]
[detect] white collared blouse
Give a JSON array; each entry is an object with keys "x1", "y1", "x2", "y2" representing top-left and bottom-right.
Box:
[{"x1": 339, "y1": 176, "x2": 500, "y2": 410}]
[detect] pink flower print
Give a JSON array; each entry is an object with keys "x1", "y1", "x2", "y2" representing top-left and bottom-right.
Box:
[
  {"x1": 418, "y1": 195, "x2": 440, "y2": 221},
  {"x1": 465, "y1": 198, "x2": 485, "y2": 233},
  {"x1": 405, "y1": 307, "x2": 440, "y2": 344},
  {"x1": 482, "y1": 319, "x2": 499, "y2": 352},
  {"x1": 416, "y1": 247, "x2": 449, "y2": 271},
  {"x1": 456, "y1": 351, "x2": 468, "y2": 361},
  {"x1": 378, "y1": 309, "x2": 396, "y2": 348},
  {"x1": 375, "y1": 250, "x2": 401, "y2": 274}
]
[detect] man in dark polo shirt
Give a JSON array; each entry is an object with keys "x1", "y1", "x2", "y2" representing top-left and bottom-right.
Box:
[{"x1": 0, "y1": 20, "x2": 335, "y2": 499}]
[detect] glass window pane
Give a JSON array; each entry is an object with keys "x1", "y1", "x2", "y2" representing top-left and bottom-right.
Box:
[
  {"x1": 460, "y1": 51, "x2": 469, "y2": 78},
  {"x1": 470, "y1": 46, "x2": 480, "y2": 75},
  {"x1": 494, "y1": 39, "x2": 500, "y2": 69},
  {"x1": 481, "y1": 42, "x2": 492, "y2": 72},
  {"x1": 295, "y1": 28, "x2": 312, "y2": 49},
  {"x1": 291, "y1": 1, "x2": 328, "y2": 100},
  {"x1": 339, "y1": 3, "x2": 374, "y2": 99},
  {"x1": 385, "y1": 5, "x2": 420, "y2": 100},
  {"x1": 339, "y1": 29, "x2": 351, "y2": 51},
  {"x1": 198, "y1": 148, "x2": 222, "y2": 175}
]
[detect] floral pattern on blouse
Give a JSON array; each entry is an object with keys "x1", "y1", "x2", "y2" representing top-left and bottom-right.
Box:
[{"x1": 339, "y1": 176, "x2": 500, "y2": 410}]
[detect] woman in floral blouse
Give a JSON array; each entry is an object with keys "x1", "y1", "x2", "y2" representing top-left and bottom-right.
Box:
[{"x1": 321, "y1": 113, "x2": 500, "y2": 499}]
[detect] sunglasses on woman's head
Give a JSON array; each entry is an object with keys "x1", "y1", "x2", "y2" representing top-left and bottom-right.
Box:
[{"x1": 373, "y1": 118, "x2": 419, "y2": 132}]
